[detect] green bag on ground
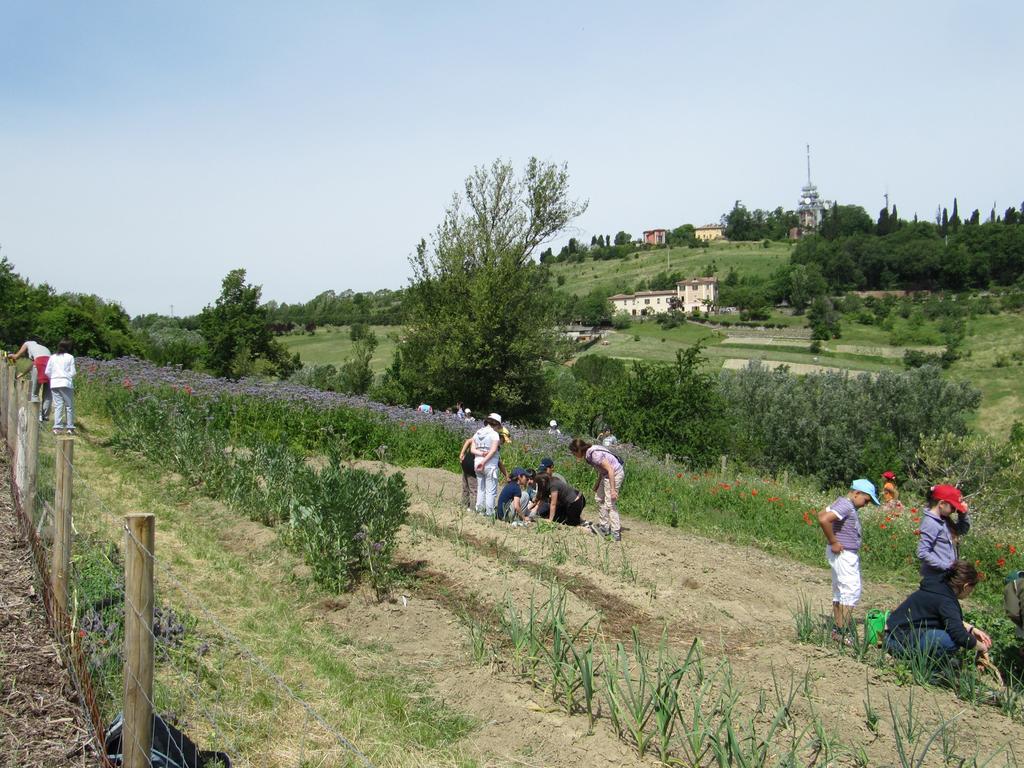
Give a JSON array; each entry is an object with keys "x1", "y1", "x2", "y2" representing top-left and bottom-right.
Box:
[{"x1": 865, "y1": 609, "x2": 889, "y2": 646}]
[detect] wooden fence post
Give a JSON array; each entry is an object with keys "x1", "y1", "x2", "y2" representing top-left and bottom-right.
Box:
[
  {"x1": 15, "y1": 378, "x2": 29, "y2": 494},
  {"x1": 0, "y1": 359, "x2": 8, "y2": 440},
  {"x1": 23, "y1": 395, "x2": 40, "y2": 523},
  {"x1": 6, "y1": 364, "x2": 17, "y2": 451},
  {"x1": 123, "y1": 514, "x2": 155, "y2": 768},
  {"x1": 51, "y1": 436, "x2": 74, "y2": 615}
]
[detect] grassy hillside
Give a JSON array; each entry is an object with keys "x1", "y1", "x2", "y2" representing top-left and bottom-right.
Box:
[
  {"x1": 276, "y1": 244, "x2": 1024, "y2": 439},
  {"x1": 280, "y1": 325, "x2": 399, "y2": 373},
  {"x1": 547, "y1": 239, "x2": 792, "y2": 296}
]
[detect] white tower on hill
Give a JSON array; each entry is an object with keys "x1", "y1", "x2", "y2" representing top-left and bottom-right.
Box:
[{"x1": 798, "y1": 144, "x2": 827, "y2": 234}]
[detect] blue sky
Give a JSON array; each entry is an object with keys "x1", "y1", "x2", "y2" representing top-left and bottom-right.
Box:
[{"x1": 1, "y1": 1, "x2": 1021, "y2": 315}]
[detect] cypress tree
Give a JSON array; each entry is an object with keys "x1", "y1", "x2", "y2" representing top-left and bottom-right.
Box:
[
  {"x1": 940, "y1": 207, "x2": 949, "y2": 236},
  {"x1": 950, "y1": 198, "x2": 961, "y2": 231},
  {"x1": 876, "y1": 207, "x2": 890, "y2": 235}
]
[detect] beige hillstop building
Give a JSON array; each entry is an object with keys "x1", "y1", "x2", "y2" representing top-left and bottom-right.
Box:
[
  {"x1": 610, "y1": 277, "x2": 718, "y2": 316},
  {"x1": 695, "y1": 224, "x2": 725, "y2": 241}
]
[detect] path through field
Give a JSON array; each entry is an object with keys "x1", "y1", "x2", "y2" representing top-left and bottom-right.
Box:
[{"x1": 317, "y1": 462, "x2": 1024, "y2": 766}]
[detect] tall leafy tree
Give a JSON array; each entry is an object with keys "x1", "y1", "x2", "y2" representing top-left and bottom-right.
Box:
[
  {"x1": 199, "y1": 268, "x2": 299, "y2": 379},
  {"x1": 396, "y1": 158, "x2": 587, "y2": 420},
  {"x1": 0, "y1": 256, "x2": 52, "y2": 347}
]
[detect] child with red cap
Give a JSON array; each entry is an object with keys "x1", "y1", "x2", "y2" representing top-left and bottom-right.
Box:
[
  {"x1": 881, "y1": 470, "x2": 899, "y2": 505},
  {"x1": 918, "y1": 484, "x2": 971, "y2": 579}
]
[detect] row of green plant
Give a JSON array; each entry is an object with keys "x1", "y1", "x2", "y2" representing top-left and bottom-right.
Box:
[
  {"x1": 465, "y1": 584, "x2": 1018, "y2": 766},
  {"x1": 78, "y1": 380, "x2": 409, "y2": 595},
  {"x1": 793, "y1": 598, "x2": 1024, "y2": 720}
]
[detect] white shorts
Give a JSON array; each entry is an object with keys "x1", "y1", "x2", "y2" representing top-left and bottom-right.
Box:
[{"x1": 826, "y1": 548, "x2": 861, "y2": 606}]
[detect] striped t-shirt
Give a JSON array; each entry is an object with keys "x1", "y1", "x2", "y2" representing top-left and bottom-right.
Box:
[{"x1": 828, "y1": 496, "x2": 861, "y2": 552}]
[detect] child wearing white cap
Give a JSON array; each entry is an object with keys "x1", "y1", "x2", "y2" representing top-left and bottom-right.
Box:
[{"x1": 817, "y1": 478, "x2": 880, "y2": 643}]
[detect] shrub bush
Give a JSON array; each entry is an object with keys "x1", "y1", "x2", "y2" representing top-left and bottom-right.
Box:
[{"x1": 80, "y1": 373, "x2": 412, "y2": 595}]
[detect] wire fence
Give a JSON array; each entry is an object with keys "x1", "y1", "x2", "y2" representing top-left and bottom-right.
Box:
[{"x1": 2, "y1": 361, "x2": 376, "y2": 768}]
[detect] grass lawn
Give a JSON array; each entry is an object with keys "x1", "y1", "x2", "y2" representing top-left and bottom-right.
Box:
[
  {"x1": 549, "y1": 240, "x2": 792, "y2": 297},
  {"x1": 577, "y1": 324, "x2": 898, "y2": 374},
  {"x1": 950, "y1": 312, "x2": 1024, "y2": 437},
  {"x1": 279, "y1": 325, "x2": 400, "y2": 373}
]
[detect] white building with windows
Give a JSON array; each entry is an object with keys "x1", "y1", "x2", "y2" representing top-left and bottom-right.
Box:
[{"x1": 610, "y1": 277, "x2": 718, "y2": 316}]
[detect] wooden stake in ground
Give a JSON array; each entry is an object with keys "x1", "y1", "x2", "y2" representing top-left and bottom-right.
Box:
[
  {"x1": 15, "y1": 377, "x2": 29, "y2": 494},
  {"x1": 23, "y1": 398, "x2": 40, "y2": 523},
  {"x1": 123, "y1": 513, "x2": 155, "y2": 768},
  {"x1": 51, "y1": 436, "x2": 74, "y2": 615},
  {"x1": 0, "y1": 358, "x2": 8, "y2": 441},
  {"x1": 5, "y1": 363, "x2": 17, "y2": 453},
  {"x1": 6, "y1": 364, "x2": 18, "y2": 454}
]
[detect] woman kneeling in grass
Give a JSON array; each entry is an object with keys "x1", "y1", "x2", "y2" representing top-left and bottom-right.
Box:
[{"x1": 885, "y1": 559, "x2": 992, "y2": 667}]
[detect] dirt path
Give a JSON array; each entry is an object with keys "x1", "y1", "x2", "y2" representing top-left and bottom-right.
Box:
[
  {"x1": 331, "y1": 461, "x2": 1024, "y2": 766},
  {"x1": 0, "y1": 460, "x2": 95, "y2": 767}
]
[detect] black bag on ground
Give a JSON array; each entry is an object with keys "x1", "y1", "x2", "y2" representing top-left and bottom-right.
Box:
[{"x1": 105, "y1": 713, "x2": 231, "y2": 767}]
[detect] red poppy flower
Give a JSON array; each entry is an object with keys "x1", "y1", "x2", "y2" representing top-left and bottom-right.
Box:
[
  {"x1": 914, "y1": 529, "x2": 921, "y2": 536},
  {"x1": 751, "y1": 489, "x2": 758, "y2": 496},
  {"x1": 880, "y1": 523, "x2": 888, "y2": 530},
  {"x1": 910, "y1": 508, "x2": 918, "y2": 514},
  {"x1": 998, "y1": 558, "x2": 1007, "y2": 567},
  {"x1": 676, "y1": 473, "x2": 683, "y2": 478},
  {"x1": 1011, "y1": 545, "x2": 1018, "y2": 555}
]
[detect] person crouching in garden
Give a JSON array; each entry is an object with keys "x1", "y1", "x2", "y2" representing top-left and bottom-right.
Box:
[
  {"x1": 569, "y1": 438, "x2": 624, "y2": 541},
  {"x1": 885, "y1": 559, "x2": 992, "y2": 674},
  {"x1": 533, "y1": 473, "x2": 586, "y2": 526},
  {"x1": 817, "y1": 478, "x2": 879, "y2": 643},
  {"x1": 471, "y1": 413, "x2": 503, "y2": 516},
  {"x1": 918, "y1": 484, "x2": 971, "y2": 579},
  {"x1": 497, "y1": 468, "x2": 534, "y2": 523}
]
